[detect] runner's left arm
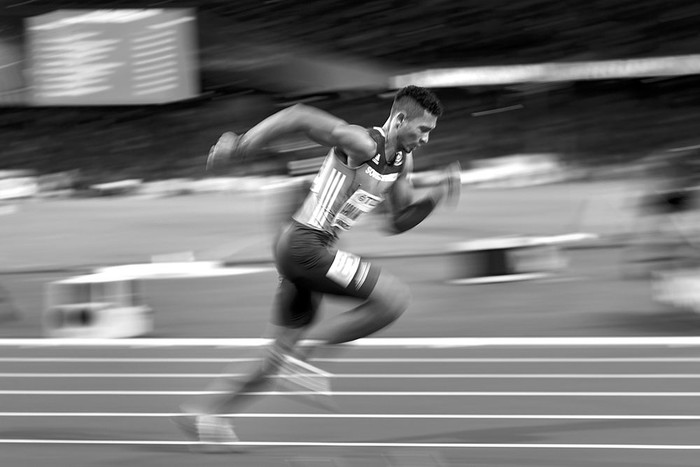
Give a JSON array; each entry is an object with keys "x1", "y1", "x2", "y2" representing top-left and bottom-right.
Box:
[{"x1": 384, "y1": 155, "x2": 461, "y2": 234}]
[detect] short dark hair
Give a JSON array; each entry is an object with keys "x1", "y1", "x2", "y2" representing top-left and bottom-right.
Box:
[{"x1": 391, "y1": 85, "x2": 443, "y2": 118}]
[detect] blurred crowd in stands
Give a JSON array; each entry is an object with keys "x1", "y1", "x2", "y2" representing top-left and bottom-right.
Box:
[
  {"x1": 0, "y1": 0, "x2": 699, "y2": 184},
  {"x1": 2, "y1": 79, "x2": 699, "y2": 184}
]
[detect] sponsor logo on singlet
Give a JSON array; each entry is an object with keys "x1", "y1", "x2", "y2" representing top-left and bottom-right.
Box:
[
  {"x1": 331, "y1": 188, "x2": 383, "y2": 231},
  {"x1": 365, "y1": 165, "x2": 399, "y2": 182}
]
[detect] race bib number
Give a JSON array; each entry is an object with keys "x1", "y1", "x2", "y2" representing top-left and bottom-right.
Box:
[
  {"x1": 332, "y1": 189, "x2": 383, "y2": 231},
  {"x1": 326, "y1": 250, "x2": 361, "y2": 288}
]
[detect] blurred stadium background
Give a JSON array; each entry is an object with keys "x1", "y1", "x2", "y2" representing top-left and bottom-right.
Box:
[
  {"x1": 0, "y1": 0, "x2": 699, "y2": 184},
  {"x1": 3, "y1": 4, "x2": 700, "y2": 465}
]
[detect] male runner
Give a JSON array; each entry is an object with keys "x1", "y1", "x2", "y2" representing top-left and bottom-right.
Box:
[{"x1": 175, "y1": 85, "x2": 461, "y2": 447}]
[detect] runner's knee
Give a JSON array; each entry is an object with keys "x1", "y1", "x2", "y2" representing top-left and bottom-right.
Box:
[{"x1": 368, "y1": 272, "x2": 411, "y2": 321}]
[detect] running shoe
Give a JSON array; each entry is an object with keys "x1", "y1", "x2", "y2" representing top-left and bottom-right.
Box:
[
  {"x1": 276, "y1": 353, "x2": 338, "y2": 411},
  {"x1": 278, "y1": 354, "x2": 332, "y2": 394},
  {"x1": 171, "y1": 413, "x2": 240, "y2": 453}
]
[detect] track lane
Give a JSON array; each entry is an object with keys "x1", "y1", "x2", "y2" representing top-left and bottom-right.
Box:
[{"x1": 3, "y1": 341, "x2": 700, "y2": 467}]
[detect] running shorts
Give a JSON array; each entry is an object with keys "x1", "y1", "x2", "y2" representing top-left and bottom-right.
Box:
[{"x1": 271, "y1": 220, "x2": 381, "y2": 327}]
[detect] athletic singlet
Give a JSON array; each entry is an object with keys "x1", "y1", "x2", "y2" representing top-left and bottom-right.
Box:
[{"x1": 293, "y1": 127, "x2": 408, "y2": 236}]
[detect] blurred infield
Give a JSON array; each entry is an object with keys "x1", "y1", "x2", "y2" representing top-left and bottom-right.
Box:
[
  {"x1": 1, "y1": 180, "x2": 641, "y2": 272},
  {"x1": 2, "y1": 179, "x2": 695, "y2": 339}
]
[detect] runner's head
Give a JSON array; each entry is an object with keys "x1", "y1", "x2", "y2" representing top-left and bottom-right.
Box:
[{"x1": 389, "y1": 85, "x2": 443, "y2": 153}]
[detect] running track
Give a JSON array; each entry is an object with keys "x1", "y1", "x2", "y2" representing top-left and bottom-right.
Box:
[{"x1": 2, "y1": 337, "x2": 700, "y2": 466}]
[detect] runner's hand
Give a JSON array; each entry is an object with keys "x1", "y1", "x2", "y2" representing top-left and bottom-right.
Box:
[
  {"x1": 443, "y1": 161, "x2": 461, "y2": 208},
  {"x1": 206, "y1": 131, "x2": 242, "y2": 172}
]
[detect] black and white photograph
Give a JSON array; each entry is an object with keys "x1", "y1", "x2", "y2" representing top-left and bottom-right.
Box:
[{"x1": 1, "y1": 1, "x2": 700, "y2": 466}]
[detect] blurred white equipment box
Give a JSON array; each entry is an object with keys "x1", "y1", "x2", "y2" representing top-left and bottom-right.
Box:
[
  {"x1": 652, "y1": 268, "x2": 700, "y2": 313},
  {"x1": 44, "y1": 274, "x2": 153, "y2": 338},
  {"x1": 448, "y1": 233, "x2": 595, "y2": 284}
]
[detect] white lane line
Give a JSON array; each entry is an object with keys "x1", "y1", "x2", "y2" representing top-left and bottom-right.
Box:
[
  {"x1": 4, "y1": 357, "x2": 700, "y2": 363},
  {"x1": 1, "y1": 412, "x2": 700, "y2": 420},
  {"x1": 0, "y1": 440, "x2": 700, "y2": 449},
  {"x1": 3, "y1": 373, "x2": 700, "y2": 378},
  {"x1": 2, "y1": 390, "x2": 700, "y2": 397},
  {"x1": 0, "y1": 390, "x2": 212, "y2": 395},
  {"x1": 0, "y1": 338, "x2": 270, "y2": 347},
  {"x1": 5, "y1": 336, "x2": 700, "y2": 347},
  {"x1": 317, "y1": 357, "x2": 700, "y2": 363},
  {"x1": 0, "y1": 358, "x2": 258, "y2": 363}
]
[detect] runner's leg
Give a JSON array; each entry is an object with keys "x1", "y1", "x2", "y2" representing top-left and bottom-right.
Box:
[
  {"x1": 321, "y1": 270, "x2": 410, "y2": 345},
  {"x1": 181, "y1": 278, "x2": 320, "y2": 415},
  {"x1": 181, "y1": 324, "x2": 307, "y2": 415}
]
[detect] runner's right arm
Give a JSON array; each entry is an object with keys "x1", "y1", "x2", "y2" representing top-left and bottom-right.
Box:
[{"x1": 207, "y1": 104, "x2": 375, "y2": 170}]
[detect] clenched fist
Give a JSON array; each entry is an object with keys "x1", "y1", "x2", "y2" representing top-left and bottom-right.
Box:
[{"x1": 206, "y1": 132, "x2": 242, "y2": 172}]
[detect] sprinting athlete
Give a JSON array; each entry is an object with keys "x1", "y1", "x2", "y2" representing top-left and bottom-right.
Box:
[{"x1": 175, "y1": 85, "x2": 461, "y2": 448}]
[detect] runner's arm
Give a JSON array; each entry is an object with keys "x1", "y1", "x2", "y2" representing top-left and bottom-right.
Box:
[
  {"x1": 385, "y1": 156, "x2": 461, "y2": 234},
  {"x1": 207, "y1": 104, "x2": 375, "y2": 170}
]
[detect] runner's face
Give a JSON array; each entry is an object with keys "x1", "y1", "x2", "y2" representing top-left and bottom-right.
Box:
[{"x1": 397, "y1": 110, "x2": 437, "y2": 153}]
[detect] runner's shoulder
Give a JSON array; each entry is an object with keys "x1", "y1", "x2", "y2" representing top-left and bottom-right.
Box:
[{"x1": 332, "y1": 124, "x2": 376, "y2": 162}]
